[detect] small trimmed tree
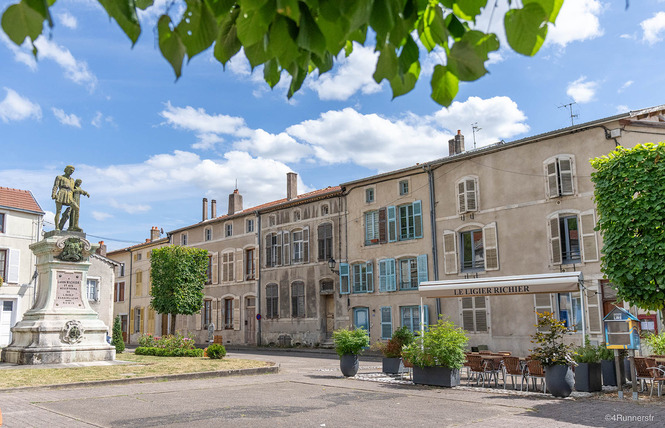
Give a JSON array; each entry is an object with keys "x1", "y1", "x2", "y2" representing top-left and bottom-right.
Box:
[
  {"x1": 150, "y1": 245, "x2": 209, "y2": 335},
  {"x1": 112, "y1": 315, "x2": 125, "y2": 353},
  {"x1": 591, "y1": 142, "x2": 665, "y2": 311}
]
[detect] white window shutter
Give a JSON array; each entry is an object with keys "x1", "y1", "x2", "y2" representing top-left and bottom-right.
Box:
[
  {"x1": 461, "y1": 297, "x2": 475, "y2": 331},
  {"x1": 235, "y1": 249, "x2": 243, "y2": 282},
  {"x1": 534, "y1": 294, "x2": 554, "y2": 332},
  {"x1": 466, "y1": 179, "x2": 477, "y2": 212},
  {"x1": 558, "y1": 157, "x2": 574, "y2": 195},
  {"x1": 379, "y1": 260, "x2": 387, "y2": 292},
  {"x1": 388, "y1": 259, "x2": 396, "y2": 292},
  {"x1": 282, "y1": 231, "x2": 290, "y2": 266},
  {"x1": 95, "y1": 281, "x2": 100, "y2": 302},
  {"x1": 8, "y1": 249, "x2": 20, "y2": 283},
  {"x1": 549, "y1": 216, "x2": 562, "y2": 265},
  {"x1": 443, "y1": 230, "x2": 458, "y2": 274},
  {"x1": 586, "y1": 288, "x2": 602, "y2": 333},
  {"x1": 482, "y1": 222, "x2": 499, "y2": 271},
  {"x1": 457, "y1": 181, "x2": 465, "y2": 214},
  {"x1": 303, "y1": 226, "x2": 309, "y2": 263},
  {"x1": 580, "y1": 210, "x2": 599, "y2": 262},
  {"x1": 233, "y1": 297, "x2": 241, "y2": 330},
  {"x1": 212, "y1": 252, "x2": 219, "y2": 284},
  {"x1": 545, "y1": 161, "x2": 559, "y2": 198}
]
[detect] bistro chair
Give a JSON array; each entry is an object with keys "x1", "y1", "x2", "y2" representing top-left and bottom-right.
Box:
[
  {"x1": 526, "y1": 359, "x2": 547, "y2": 393},
  {"x1": 467, "y1": 354, "x2": 489, "y2": 387},
  {"x1": 399, "y1": 357, "x2": 413, "y2": 381},
  {"x1": 634, "y1": 357, "x2": 659, "y2": 394},
  {"x1": 503, "y1": 356, "x2": 526, "y2": 390},
  {"x1": 649, "y1": 364, "x2": 665, "y2": 397}
]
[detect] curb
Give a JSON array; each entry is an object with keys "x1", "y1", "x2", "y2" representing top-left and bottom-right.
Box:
[{"x1": 0, "y1": 363, "x2": 279, "y2": 393}]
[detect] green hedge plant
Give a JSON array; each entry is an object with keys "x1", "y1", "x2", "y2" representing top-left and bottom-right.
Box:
[
  {"x1": 374, "y1": 326, "x2": 415, "y2": 358},
  {"x1": 206, "y1": 344, "x2": 227, "y2": 359},
  {"x1": 644, "y1": 332, "x2": 665, "y2": 356},
  {"x1": 135, "y1": 347, "x2": 204, "y2": 357},
  {"x1": 401, "y1": 318, "x2": 468, "y2": 369},
  {"x1": 573, "y1": 337, "x2": 601, "y2": 364},
  {"x1": 333, "y1": 328, "x2": 369, "y2": 357},
  {"x1": 111, "y1": 315, "x2": 125, "y2": 353}
]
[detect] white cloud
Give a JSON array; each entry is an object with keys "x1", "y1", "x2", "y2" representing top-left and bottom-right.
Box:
[
  {"x1": 616, "y1": 105, "x2": 630, "y2": 114},
  {"x1": 0, "y1": 32, "x2": 37, "y2": 69},
  {"x1": 92, "y1": 211, "x2": 113, "y2": 221},
  {"x1": 308, "y1": 44, "x2": 382, "y2": 101},
  {"x1": 57, "y1": 11, "x2": 78, "y2": 29},
  {"x1": 91, "y1": 111, "x2": 115, "y2": 128},
  {"x1": 546, "y1": 0, "x2": 603, "y2": 48},
  {"x1": 566, "y1": 76, "x2": 598, "y2": 103},
  {"x1": 109, "y1": 200, "x2": 151, "y2": 214},
  {"x1": 33, "y1": 38, "x2": 97, "y2": 91},
  {"x1": 160, "y1": 102, "x2": 249, "y2": 137},
  {"x1": 641, "y1": 11, "x2": 665, "y2": 45},
  {"x1": 0, "y1": 88, "x2": 42, "y2": 122},
  {"x1": 618, "y1": 80, "x2": 633, "y2": 93},
  {"x1": 233, "y1": 129, "x2": 313, "y2": 162},
  {"x1": 52, "y1": 107, "x2": 82, "y2": 127}
]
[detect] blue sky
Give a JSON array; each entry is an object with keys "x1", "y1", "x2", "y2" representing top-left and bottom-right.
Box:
[{"x1": 1, "y1": 0, "x2": 664, "y2": 250}]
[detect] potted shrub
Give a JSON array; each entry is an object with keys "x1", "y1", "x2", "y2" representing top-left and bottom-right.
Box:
[
  {"x1": 333, "y1": 327, "x2": 369, "y2": 377},
  {"x1": 573, "y1": 338, "x2": 602, "y2": 392},
  {"x1": 598, "y1": 343, "x2": 624, "y2": 386},
  {"x1": 643, "y1": 331, "x2": 665, "y2": 357},
  {"x1": 374, "y1": 326, "x2": 414, "y2": 374},
  {"x1": 401, "y1": 318, "x2": 468, "y2": 387},
  {"x1": 530, "y1": 311, "x2": 575, "y2": 397}
]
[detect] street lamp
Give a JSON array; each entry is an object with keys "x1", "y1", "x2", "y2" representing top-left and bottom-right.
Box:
[{"x1": 328, "y1": 257, "x2": 339, "y2": 274}]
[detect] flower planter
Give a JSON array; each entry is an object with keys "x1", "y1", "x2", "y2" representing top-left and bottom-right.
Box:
[
  {"x1": 382, "y1": 357, "x2": 401, "y2": 374},
  {"x1": 574, "y1": 362, "x2": 602, "y2": 392},
  {"x1": 412, "y1": 366, "x2": 460, "y2": 387},
  {"x1": 601, "y1": 359, "x2": 624, "y2": 386},
  {"x1": 340, "y1": 354, "x2": 359, "y2": 377},
  {"x1": 545, "y1": 364, "x2": 574, "y2": 397}
]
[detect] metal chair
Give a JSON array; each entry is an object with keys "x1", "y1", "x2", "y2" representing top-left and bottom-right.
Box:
[
  {"x1": 467, "y1": 354, "x2": 490, "y2": 386},
  {"x1": 398, "y1": 358, "x2": 413, "y2": 381},
  {"x1": 634, "y1": 357, "x2": 654, "y2": 393},
  {"x1": 503, "y1": 356, "x2": 526, "y2": 390},
  {"x1": 526, "y1": 359, "x2": 547, "y2": 393}
]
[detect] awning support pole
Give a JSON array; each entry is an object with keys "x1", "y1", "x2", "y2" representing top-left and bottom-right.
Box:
[{"x1": 579, "y1": 278, "x2": 586, "y2": 339}]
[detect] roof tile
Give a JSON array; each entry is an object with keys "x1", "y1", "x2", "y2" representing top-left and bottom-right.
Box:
[{"x1": 0, "y1": 187, "x2": 44, "y2": 214}]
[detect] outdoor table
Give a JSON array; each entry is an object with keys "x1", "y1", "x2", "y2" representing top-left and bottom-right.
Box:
[{"x1": 481, "y1": 355, "x2": 504, "y2": 387}]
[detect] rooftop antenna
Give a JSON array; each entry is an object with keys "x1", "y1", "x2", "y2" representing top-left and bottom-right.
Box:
[
  {"x1": 558, "y1": 102, "x2": 579, "y2": 126},
  {"x1": 471, "y1": 123, "x2": 481, "y2": 149}
]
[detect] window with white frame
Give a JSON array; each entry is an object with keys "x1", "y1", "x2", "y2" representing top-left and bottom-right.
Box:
[
  {"x1": 545, "y1": 156, "x2": 575, "y2": 198},
  {"x1": 266, "y1": 283, "x2": 278, "y2": 319},
  {"x1": 317, "y1": 223, "x2": 333, "y2": 261},
  {"x1": 321, "y1": 204, "x2": 329, "y2": 216},
  {"x1": 534, "y1": 292, "x2": 583, "y2": 332},
  {"x1": 352, "y1": 262, "x2": 373, "y2": 293},
  {"x1": 442, "y1": 223, "x2": 499, "y2": 274},
  {"x1": 292, "y1": 229, "x2": 309, "y2": 263},
  {"x1": 398, "y1": 202, "x2": 422, "y2": 240},
  {"x1": 366, "y1": 188, "x2": 375, "y2": 203},
  {"x1": 399, "y1": 180, "x2": 409, "y2": 195},
  {"x1": 222, "y1": 252, "x2": 234, "y2": 282},
  {"x1": 401, "y1": 305, "x2": 428, "y2": 334},
  {"x1": 134, "y1": 307, "x2": 142, "y2": 333},
  {"x1": 87, "y1": 278, "x2": 99, "y2": 301},
  {"x1": 119, "y1": 263, "x2": 125, "y2": 277},
  {"x1": 225, "y1": 223, "x2": 233, "y2": 237},
  {"x1": 0, "y1": 212, "x2": 5, "y2": 233},
  {"x1": 457, "y1": 177, "x2": 478, "y2": 214},
  {"x1": 461, "y1": 297, "x2": 488, "y2": 333},
  {"x1": 181, "y1": 233, "x2": 188, "y2": 245},
  {"x1": 548, "y1": 211, "x2": 598, "y2": 265},
  {"x1": 245, "y1": 248, "x2": 256, "y2": 280},
  {"x1": 291, "y1": 281, "x2": 305, "y2": 318},
  {"x1": 364, "y1": 211, "x2": 379, "y2": 245},
  {"x1": 224, "y1": 298, "x2": 233, "y2": 329},
  {"x1": 0, "y1": 249, "x2": 6, "y2": 283},
  {"x1": 246, "y1": 219, "x2": 255, "y2": 233},
  {"x1": 381, "y1": 307, "x2": 392, "y2": 339},
  {"x1": 205, "y1": 228, "x2": 212, "y2": 242},
  {"x1": 203, "y1": 299, "x2": 212, "y2": 329},
  {"x1": 399, "y1": 258, "x2": 418, "y2": 290}
]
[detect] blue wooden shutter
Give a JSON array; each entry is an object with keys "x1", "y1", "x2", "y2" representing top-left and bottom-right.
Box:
[
  {"x1": 381, "y1": 307, "x2": 392, "y2": 339},
  {"x1": 387, "y1": 206, "x2": 397, "y2": 242},
  {"x1": 379, "y1": 260, "x2": 387, "y2": 292},
  {"x1": 340, "y1": 263, "x2": 350, "y2": 294},
  {"x1": 417, "y1": 254, "x2": 428, "y2": 286},
  {"x1": 413, "y1": 200, "x2": 422, "y2": 238},
  {"x1": 366, "y1": 261, "x2": 374, "y2": 292},
  {"x1": 387, "y1": 258, "x2": 396, "y2": 292},
  {"x1": 420, "y1": 304, "x2": 430, "y2": 330}
]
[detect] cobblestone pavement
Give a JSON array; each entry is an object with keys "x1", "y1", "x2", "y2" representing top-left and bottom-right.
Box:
[{"x1": 0, "y1": 349, "x2": 664, "y2": 427}]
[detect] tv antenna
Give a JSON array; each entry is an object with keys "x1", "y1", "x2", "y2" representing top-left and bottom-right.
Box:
[
  {"x1": 471, "y1": 123, "x2": 481, "y2": 149},
  {"x1": 558, "y1": 102, "x2": 579, "y2": 126}
]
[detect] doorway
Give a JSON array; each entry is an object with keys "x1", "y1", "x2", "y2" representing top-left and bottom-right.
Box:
[
  {"x1": 0, "y1": 300, "x2": 16, "y2": 347},
  {"x1": 325, "y1": 295, "x2": 335, "y2": 339},
  {"x1": 120, "y1": 314, "x2": 128, "y2": 342},
  {"x1": 353, "y1": 307, "x2": 369, "y2": 336},
  {"x1": 245, "y1": 296, "x2": 256, "y2": 345}
]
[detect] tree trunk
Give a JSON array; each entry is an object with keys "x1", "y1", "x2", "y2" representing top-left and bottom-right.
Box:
[{"x1": 170, "y1": 313, "x2": 177, "y2": 335}]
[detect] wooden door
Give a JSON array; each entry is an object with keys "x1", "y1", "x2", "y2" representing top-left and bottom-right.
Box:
[
  {"x1": 325, "y1": 295, "x2": 335, "y2": 339},
  {"x1": 161, "y1": 313, "x2": 169, "y2": 336},
  {"x1": 120, "y1": 315, "x2": 128, "y2": 342},
  {"x1": 245, "y1": 297, "x2": 256, "y2": 345}
]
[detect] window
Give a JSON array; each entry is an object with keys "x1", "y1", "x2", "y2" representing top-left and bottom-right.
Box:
[
  {"x1": 548, "y1": 212, "x2": 598, "y2": 265},
  {"x1": 0, "y1": 249, "x2": 6, "y2": 283},
  {"x1": 401, "y1": 305, "x2": 429, "y2": 334},
  {"x1": 225, "y1": 223, "x2": 233, "y2": 237},
  {"x1": 321, "y1": 204, "x2": 329, "y2": 216},
  {"x1": 246, "y1": 219, "x2": 255, "y2": 233},
  {"x1": 245, "y1": 248, "x2": 256, "y2": 280},
  {"x1": 558, "y1": 292, "x2": 582, "y2": 331},
  {"x1": 291, "y1": 281, "x2": 305, "y2": 318},
  {"x1": 147, "y1": 251, "x2": 151, "y2": 259},
  {"x1": 442, "y1": 223, "x2": 499, "y2": 274},
  {"x1": 399, "y1": 259, "x2": 418, "y2": 290},
  {"x1": 365, "y1": 188, "x2": 375, "y2": 203},
  {"x1": 379, "y1": 259, "x2": 397, "y2": 292},
  {"x1": 3, "y1": 300, "x2": 12, "y2": 311},
  {"x1": 222, "y1": 252, "x2": 234, "y2": 282},
  {"x1": 135, "y1": 271, "x2": 143, "y2": 296},
  {"x1": 134, "y1": 252, "x2": 142, "y2": 261},
  {"x1": 457, "y1": 178, "x2": 478, "y2": 214},
  {"x1": 206, "y1": 255, "x2": 213, "y2": 284},
  {"x1": 340, "y1": 263, "x2": 350, "y2": 294},
  {"x1": 265, "y1": 232, "x2": 282, "y2": 267},
  {"x1": 352, "y1": 262, "x2": 373, "y2": 293},
  {"x1": 119, "y1": 263, "x2": 125, "y2": 277},
  {"x1": 181, "y1": 234, "x2": 188, "y2": 245},
  {"x1": 114, "y1": 282, "x2": 125, "y2": 302},
  {"x1": 545, "y1": 156, "x2": 574, "y2": 198},
  {"x1": 86, "y1": 278, "x2": 99, "y2": 301},
  {"x1": 266, "y1": 284, "x2": 278, "y2": 319},
  {"x1": 461, "y1": 230, "x2": 484, "y2": 271},
  {"x1": 203, "y1": 300, "x2": 212, "y2": 329},
  {"x1": 294, "y1": 210, "x2": 301, "y2": 221},
  {"x1": 0, "y1": 212, "x2": 4, "y2": 233},
  {"x1": 224, "y1": 298, "x2": 233, "y2": 329},
  {"x1": 461, "y1": 297, "x2": 488, "y2": 333},
  {"x1": 134, "y1": 307, "x2": 142, "y2": 333},
  {"x1": 398, "y1": 201, "x2": 422, "y2": 240},
  {"x1": 364, "y1": 211, "x2": 379, "y2": 245},
  {"x1": 560, "y1": 215, "x2": 581, "y2": 263},
  {"x1": 269, "y1": 215, "x2": 276, "y2": 226},
  {"x1": 292, "y1": 228, "x2": 309, "y2": 264},
  {"x1": 317, "y1": 223, "x2": 333, "y2": 261},
  {"x1": 399, "y1": 180, "x2": 409, "y2": 195},
  {"x1": 381, "y1": 307, "x2": 392, "y2": 339},
  {"x1": 205, "y1": 228, "x2": 212, "y2": 241}
]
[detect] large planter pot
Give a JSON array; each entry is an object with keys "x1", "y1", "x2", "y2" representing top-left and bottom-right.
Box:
[
  {"x1": 545, "y1": 364, "x2": 574, "y2": 398},
  {"x1": 382, "y1": 357, "x2": 401, "y2": 374},
  {"x1": 601, "y1": 359, "x2": 624, "y2": 386},
  {"x1": 574, "y1": 362, "x2": 602, "y2": 392},
  {"x1": 340, "y1": 354, "x2": 359, "y2": 377},
  {"x1": 412, "y1": 366, "x2": 460, "y2": 388}
]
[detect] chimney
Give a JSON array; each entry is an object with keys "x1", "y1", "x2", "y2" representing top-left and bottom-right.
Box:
[
  {"x1": 448, "y1": 130, "x2": 465, "y2": 155},
  {"x1": 228, "y1": 189, "x2": 243, "y2": 215},
  {"x1": 96, "y1": 241, "x2": 107, "y2": 257},
  {"x1": 150, "y1": 226, "x2": 160, "y2": 241},
  {"x1": 286, "y1": 172, "x2": 297, "y2": 200},
  {"x1": 202, "y1": 198, "x2": 208, "y2": 221},
  {"x1": 211, "y1": 199, "x2": 217, "y2": 218}
]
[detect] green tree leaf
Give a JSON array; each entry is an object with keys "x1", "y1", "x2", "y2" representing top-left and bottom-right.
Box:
[
  {"x1": 418, "y1": 3, "x2": 448, "y2": 52},
  {"x1": 158, "y1": 15, "x2": 186, "y2": 79},
  {"x1": 213, "y1": 8, "x2": 241, "y2": 66},
  {"x1": 135, "y1": 0, "x2": 153, "y2": 10},
  {"x1": 524, "y1": 0, "x2": 563, "y2": 23},
  {"x1": 504, "y1": 3, "x2": 548, "y2": 56},
  {"x1": 263, "y1": 58, "x2": 281, "y2": 87},
  {"x1": 177, "y1": 0, "x2": 218, "y2": 61},
  {"x1": 453, "y1": 0, "x2": 487, "y2": 21},
  {"x1": 431, "y1": 64, "x2": 459, "y2": 107},
  {"x1": 1, "y1": 0, "x2": 47, "y2": 46},
  {"x1": 373, "y1": 43, "x2": 398, "y2": 84},
  {"x1": 236, "y1": 0, "x2": 275, "y2": 47},
  {"x1": 296, "y1": 5, "x2": 326, "y2": 57},
  {"x1": 98, "y1": 0, "x2": 141, "y2": 46},
  {"x1": 276, "y1": 0, "x2": 300, "y2": 23}
]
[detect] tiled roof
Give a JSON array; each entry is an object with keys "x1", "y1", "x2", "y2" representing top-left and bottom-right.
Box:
[{"x1": 0, "y1": 187, "x2": 44, "y2": 214}]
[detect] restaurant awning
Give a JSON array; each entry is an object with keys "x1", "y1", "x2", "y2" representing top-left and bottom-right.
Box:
[{"x1": 419, "y1": 272, "x2": 583, "y2": 298}]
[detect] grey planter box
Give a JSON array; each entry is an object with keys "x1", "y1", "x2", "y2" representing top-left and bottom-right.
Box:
[
  {"x1": 413, "y1": 366, "x2": 460, "y2": 387},
  {"x1": 575, "y1": 362, "x2": 602, "y2": 392},
  {"x1": 382, "y1": 357, "x2": 401, "y2": 374},
  {"x1": 601, "y1": 359, "x2": 624, "y2": 386}
]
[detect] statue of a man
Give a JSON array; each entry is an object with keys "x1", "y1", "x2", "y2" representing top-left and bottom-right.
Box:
[
  {"x1": 52, "y1": 165, "x2": 77, "y2": 231},
  {"x1": 58, "y1": 178, "x2": 89, "y2": 232}
]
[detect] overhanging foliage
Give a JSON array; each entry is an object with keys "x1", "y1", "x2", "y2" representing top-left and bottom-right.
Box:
[
  {"x1": 590, "y1": 143, "x2": 665, "y2": 311},
  {"x1": 1, "y1": 0, "x2": 563, "y2": 106}
]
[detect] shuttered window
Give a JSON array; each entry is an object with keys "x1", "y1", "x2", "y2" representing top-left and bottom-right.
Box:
[
  {"x1": 398, "y1": 200, "x2": 422, "y2": 240},
  {"x1": 224, "y1": 298, "x2": 233, "y2": 329},
  {"x1": 401, "y1": 305, "x2": 429, "y2": 333},
  {"x1": 549, "y1": 213, "x2": 595, "y2": 265},
  {"x1": 461, "y1": 297, "x2": 488, "y2": 333},
  {"x1": 580, "y1": 210, "x2": 599, "y2": 262},
  {"x1": 352, "y1": 262, "x2": 373, "y2": 293},
  {"x1": 482, "y1": 223, "x2": 499, "y2": 271},
  {"x1": 381, "y1": 307, "x2": 392, "y2": 339},
  {"x1": 222, "y1": 252, "x2": 235, "y2": 282},
  {"x1": 266, "y1": 284, "x2": 278, "y2": 319},
  {"x1": 317, "y1": 223, "x2": 333, "y2": 261},
  {"x1": 245, "y1": 248, "x2": 256, "y2": 280},
  {"x1": 0, "y1": 249, "x2": 7, "y2": 284},
  {"x1": 545, "y1": 156, "x2": 575, "y2": 198},
  {"x1": 585, "y1": 288, "x2": 602, "y2": 334},
  {"x1": 206, "y1": 255, "x2": 213, "y2": 284},
  {"x1": 340, "y1": 263, "x2": 350, "y2": 294},
  {"x1": 534, "y1": 294, "x2": 554, "y2": 332},
  {"x1": 379, "y1": 259, "x2": 396, "y2": 292},
  {"x1": 203, "y1": 300, "x2": 212, "y2": 329},
  {"x1": 291, "y1": 281, "x2": 305, "y2": 318},
  {"x1": 442, "y1": 231, "x2": 458, "y2": 274},
  {"x1": 461, "y1": 230, "x2": 484, "y2": 271},
  {"x1": 457, "y1": 178, "x2": 478, "y2": 213},
  {"x1": 399, "y1": 258, "x2": 418, "y2": 290},
  {"x1": 365, "y1": 211, "x2": 379, "y2": 245}
]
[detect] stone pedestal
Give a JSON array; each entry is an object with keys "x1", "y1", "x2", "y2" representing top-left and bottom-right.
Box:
[{"x1": 1, "y1": 232, "x2": 115, "y2": 364}]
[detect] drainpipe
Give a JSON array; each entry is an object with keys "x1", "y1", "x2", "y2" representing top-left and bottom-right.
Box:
[
  {"x1": 425, "y1": 165, "x2": 441, "y2": 319},
  {"x1": 256, "y1": 212, "x2": 262, "y2": 346},
  {"x1": 126, "y1": 248, "x2": 133, "y2": 345}
]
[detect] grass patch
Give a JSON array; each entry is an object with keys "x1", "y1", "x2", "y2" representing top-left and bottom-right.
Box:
[{"x1": 0, "y1": 353, "x2": 272, "y2": 389}]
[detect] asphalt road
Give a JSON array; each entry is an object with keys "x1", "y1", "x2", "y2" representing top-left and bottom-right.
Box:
[{"x1": 1, "y1": 349, "x2": 664, "y2": 427}]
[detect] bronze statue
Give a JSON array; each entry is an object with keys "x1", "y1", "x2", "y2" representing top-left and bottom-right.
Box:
[{"x1": 52, "y1": 166, "x2": 89, "y2": 232}]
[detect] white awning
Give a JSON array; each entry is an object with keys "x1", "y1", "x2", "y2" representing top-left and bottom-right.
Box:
[{"x1": 419, "y1": 272, "x2": 583, "y2": 298}]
